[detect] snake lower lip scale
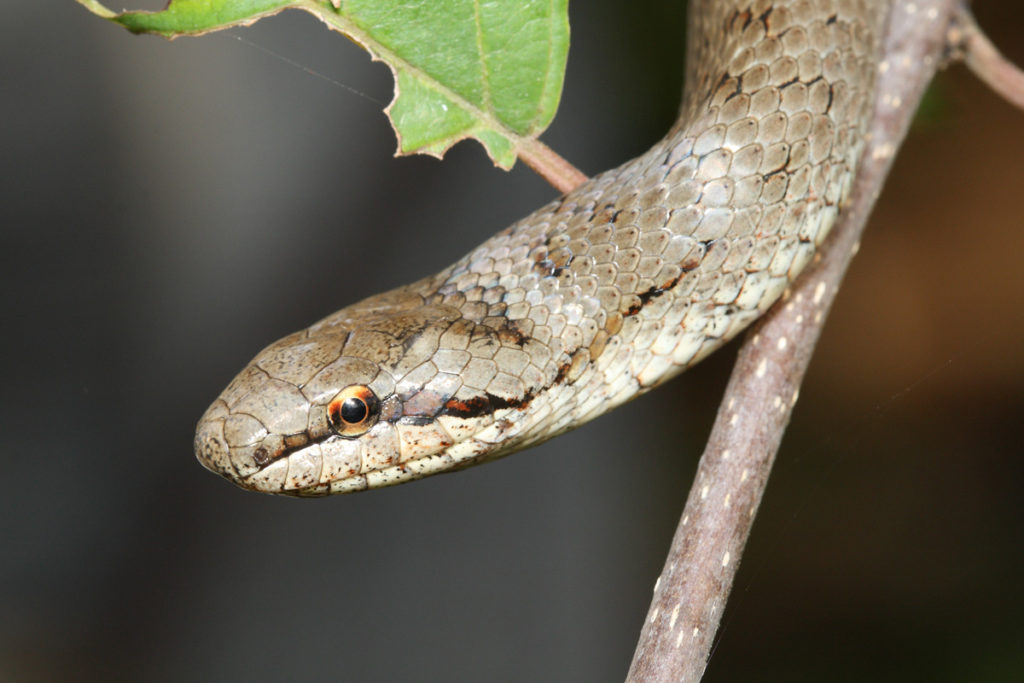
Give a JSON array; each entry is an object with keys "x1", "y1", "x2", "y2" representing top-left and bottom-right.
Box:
[{"x1": 195, "y1": 0, "x2": 885, "y2": 496}]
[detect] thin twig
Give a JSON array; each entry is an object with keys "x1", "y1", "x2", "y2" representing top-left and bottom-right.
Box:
[
  {"x1": 625, "y1": 2, "x2": 961, "y2": 680},
  {"x1": 954, "y1": 7, "x2": 1024, "y2": 112},
  {"x1": 517, "y1": 138, "x2": 589, "y2": 194}
]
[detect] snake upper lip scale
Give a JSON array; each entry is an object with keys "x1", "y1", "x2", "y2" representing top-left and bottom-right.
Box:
[{"x1": 195, "y1": 0, "x2": 886, "y2": 496}]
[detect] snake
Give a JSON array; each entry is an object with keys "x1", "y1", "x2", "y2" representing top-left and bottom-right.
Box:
[{"x1": 195, "y1": 0, "x2": 886, "y2": 496}]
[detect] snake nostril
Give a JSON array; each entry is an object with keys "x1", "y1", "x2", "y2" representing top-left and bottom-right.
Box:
[{"x1": 253, "y1": 447, "x2": 271, "y2": 467}]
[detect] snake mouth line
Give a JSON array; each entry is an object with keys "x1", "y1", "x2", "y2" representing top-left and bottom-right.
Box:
[{"x1": 241, "y1": 383, "x2": 554, "y2": 491}]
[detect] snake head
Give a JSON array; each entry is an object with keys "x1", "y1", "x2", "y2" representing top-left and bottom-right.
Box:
[{"x1": 194, "y1": 287, "x2": 538, "y2": 496}]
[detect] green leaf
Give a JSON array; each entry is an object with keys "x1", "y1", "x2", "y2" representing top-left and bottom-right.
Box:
[{"x1": 76, "y1": 0, "x2": 570, "y2": 169}]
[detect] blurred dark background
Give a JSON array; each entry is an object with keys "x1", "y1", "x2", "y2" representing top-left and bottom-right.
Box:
[{"x1": 3, "y1": 1, "x2": 1023, "y2": 680}]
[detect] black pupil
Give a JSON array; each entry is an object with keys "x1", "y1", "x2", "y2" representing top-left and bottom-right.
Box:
[{"x1": 340, "y1": 397, "x2": 368, "y2": 424}]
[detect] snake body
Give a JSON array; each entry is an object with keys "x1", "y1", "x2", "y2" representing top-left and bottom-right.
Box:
[{"x1": 196, "y1": 0, "x2": 885, "y2": 496}]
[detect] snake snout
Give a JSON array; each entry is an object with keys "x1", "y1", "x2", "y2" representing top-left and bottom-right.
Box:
[
  {"x1": 194, "y1": 404, "x2": 236, "y2": 480},
  {"x1": 194, "y1": 397, "x2": 283, "y2": 486}
]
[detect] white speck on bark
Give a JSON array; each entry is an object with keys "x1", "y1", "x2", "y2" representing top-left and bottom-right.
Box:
[{"x1": 812, "y1": 281, "x2": 827, "y2": 304}]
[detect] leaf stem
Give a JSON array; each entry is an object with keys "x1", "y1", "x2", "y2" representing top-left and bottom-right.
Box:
[
  {"x1": 516, "y1": 139, "x2": 588, "y2": 194},
  {"x1": 75, "y1": 0, "x2": 116, "y2": 19}
]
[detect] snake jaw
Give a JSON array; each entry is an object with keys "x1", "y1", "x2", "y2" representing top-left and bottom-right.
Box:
[{"x1": 195, "y1": 354, "x2": 540, "y2": 495}]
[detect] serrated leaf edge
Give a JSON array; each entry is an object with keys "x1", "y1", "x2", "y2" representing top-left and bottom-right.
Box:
[
  {"x1": 306, "y1": 1, "x2": 546, "y2": 169},
  {"x1": 78, "y1": 0, "x2": 565, "y2": 169}
]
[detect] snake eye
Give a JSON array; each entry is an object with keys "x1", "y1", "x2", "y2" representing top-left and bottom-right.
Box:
[{"x1": 327, "y1": 385, "x2": 380, "y2": 437}]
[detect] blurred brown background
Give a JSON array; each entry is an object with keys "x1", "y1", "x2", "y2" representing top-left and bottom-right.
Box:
[{"x1": 2, "y1": 1, "x2": 1022, "y2": 680}]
